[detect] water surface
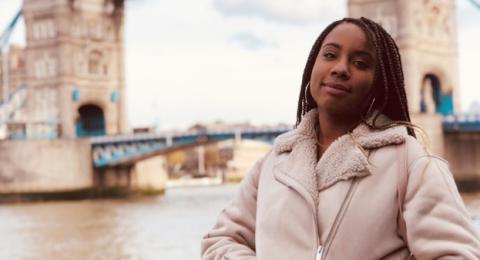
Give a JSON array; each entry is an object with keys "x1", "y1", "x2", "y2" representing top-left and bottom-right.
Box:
[{"x1": 0, "y1": 185, "x2": 478, "y2": 259}]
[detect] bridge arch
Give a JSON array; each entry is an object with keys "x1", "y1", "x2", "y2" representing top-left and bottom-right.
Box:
[
  {"x1": 76, "y1": 104, "x2": 106, "y2": 137},
  {"x1": 420, "y1": 73, "x2": 453, "y2": 115}
]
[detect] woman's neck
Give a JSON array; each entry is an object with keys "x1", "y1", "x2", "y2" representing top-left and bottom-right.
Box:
[{"x1": 317, "y1": 109, "x2": 360, "y2": 148}]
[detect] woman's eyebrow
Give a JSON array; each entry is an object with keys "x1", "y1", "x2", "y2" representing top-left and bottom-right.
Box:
[
  {"x1": 322, "y1": 42, "x2": 341, "y2": 49},
  {"x1": 352, "y1": 50, "x2": 374, "y2": 60},
  {"x1": 322, "y1": 43, "x2": 374, "y2": 59}
]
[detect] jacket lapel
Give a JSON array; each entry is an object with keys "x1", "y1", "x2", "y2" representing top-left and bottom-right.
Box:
[
  {"x1": 315, "y1": 133, "x2": 371, "y2": 191},
  {"x1": 274, "y1": 137, "x2": 320, "y2": 204},
  {"x1": 273, "y1": 112, "x2": 320, "y2": 204}
]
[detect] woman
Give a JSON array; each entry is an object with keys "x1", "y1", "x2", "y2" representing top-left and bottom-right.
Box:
[{"x1": 201, "y1": 17, "x2": 480, "y2": 259}]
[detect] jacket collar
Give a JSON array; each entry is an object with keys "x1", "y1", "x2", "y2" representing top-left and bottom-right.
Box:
[{"x1": 273, "y1": 109, "x2": 408, "y2": 198}]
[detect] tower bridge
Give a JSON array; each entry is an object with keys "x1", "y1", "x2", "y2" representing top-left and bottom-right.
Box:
[{"x1": 0, "y1": 0, "x2": 479, "y2": 196}]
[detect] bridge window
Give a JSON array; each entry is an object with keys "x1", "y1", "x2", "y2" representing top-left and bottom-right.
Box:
[
  {"x1": 88, "y1": 50, "x2": 102, "y2": 75},
  {"x1": 34, "y1": 59, "x2": 46, "y2": 78},
  {"x1": 34, "y1": 54, "x2": 57, "y2": 79},
  {"x1": 103, "y1": 64, "x2": 108, "y2": 75},
  {"x1": 32, "y1": 18, "x2": 56, "y2": 40},
  {"x1": 88, "y1": 50, "x2": 109, "y2": 76}
]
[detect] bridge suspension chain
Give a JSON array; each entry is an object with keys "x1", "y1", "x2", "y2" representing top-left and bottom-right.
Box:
[
  {"x1": 0, "y1": 9, "x2": 22, "y2": 50},
  {"x1": 467, "y1": 0, "x2": 480, "y2": 10}
]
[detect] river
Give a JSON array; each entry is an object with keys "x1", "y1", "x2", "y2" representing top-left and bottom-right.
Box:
[{"x1": 0, "y1": 184, "x2": 478, "y2": 259}]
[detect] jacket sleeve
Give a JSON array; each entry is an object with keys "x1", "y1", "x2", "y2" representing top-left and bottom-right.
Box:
[
  {"x1": 404, "y1": 155, "x2": 480, "y2": 259},
  {"x1": 201, "y1": 155, "x2": 266, "y2": 260}
]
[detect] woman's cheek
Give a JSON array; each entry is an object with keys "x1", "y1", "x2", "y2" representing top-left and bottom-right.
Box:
[{"x1": 358, "y1": 76, "x2": 374, "y2": 95}]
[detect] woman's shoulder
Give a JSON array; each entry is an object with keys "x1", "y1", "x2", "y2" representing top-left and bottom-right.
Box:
[
  {"x1": 403, "y1": 135, "x2": 449, "y2": 168},
  {"x1": 370, "y1": 132, "x2": 450, "y2": 176}
]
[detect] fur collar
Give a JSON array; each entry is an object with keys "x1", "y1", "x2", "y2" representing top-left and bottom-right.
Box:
[{"x1": 273, "y1": 109, "x2": 407, "y2": 200}]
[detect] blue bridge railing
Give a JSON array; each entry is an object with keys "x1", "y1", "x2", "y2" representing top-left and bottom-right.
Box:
[
  {"x1": 443, "y1": 114, "x2": 480, "y2": 133},
  {"x1": 89, "y1": 127, "x2": 291, "y2": 168}
]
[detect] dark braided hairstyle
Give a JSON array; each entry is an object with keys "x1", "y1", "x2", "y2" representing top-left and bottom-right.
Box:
[{"x1": 295, "y1": 17, "x2": 415, "y2": 137}]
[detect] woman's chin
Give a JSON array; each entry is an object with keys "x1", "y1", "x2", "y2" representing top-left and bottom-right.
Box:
[{"x1": 317, "y1": 104, "x2": 358, "y2": 117}]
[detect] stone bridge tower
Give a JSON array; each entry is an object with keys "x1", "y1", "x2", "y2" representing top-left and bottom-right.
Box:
[
  {"x1": 22, "y1": 0, "x2": 127, "y2": 139},
  {"x1": 348, "y1": 0, "x2": 459, "y2": 155}
]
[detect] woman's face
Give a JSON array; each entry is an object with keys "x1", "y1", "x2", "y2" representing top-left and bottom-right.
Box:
[{"x1": 310, "y1": 22, "x2": 376, "y2": 116}]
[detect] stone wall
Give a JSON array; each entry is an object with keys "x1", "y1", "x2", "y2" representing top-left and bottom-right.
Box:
[
  {"x1": 94, "y1": 155, "x2": 168, "y2": 193},
  {"x1": 444, "y1": 133, "x2": 480, "y2": 189},
  {"x1": 130, "y1": 156, "x2": 168, "y2": 192},
  {"x1": 411, "y1": 113, "x2": 445, "y2": 157},
  {"x1": 227, "y1": 140, "x2": 272, "y2": 181},
  {"x1": 0, "y1": 139, "x2": 93, "y2": 193}
]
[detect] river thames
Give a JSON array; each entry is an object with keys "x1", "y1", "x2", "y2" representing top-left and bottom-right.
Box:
[{"x1": 0, "y1": 184, "x2": 479, "y2": 259}]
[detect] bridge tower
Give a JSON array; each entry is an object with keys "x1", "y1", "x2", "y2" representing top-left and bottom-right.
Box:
[
  {"x1": 348, "y1": 0, "x2": 459, "y2": 155},
  {"x1": 22, "y1": 0, "x2": 127, "y2": 139},
  {"x1": 348, "y1": 0, "x2": 459, "y2": 114}
]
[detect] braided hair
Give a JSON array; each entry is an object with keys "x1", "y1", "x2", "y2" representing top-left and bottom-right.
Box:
[{"x1": 295, "y1": 17, "x2": 415, "y2": 137}]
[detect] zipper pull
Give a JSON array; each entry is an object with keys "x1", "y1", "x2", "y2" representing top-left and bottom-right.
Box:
[{"x1": 316, "y1": 246, "x2": 324, "y2": 260}]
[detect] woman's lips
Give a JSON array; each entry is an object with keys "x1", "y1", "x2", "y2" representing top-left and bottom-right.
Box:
[{"x1": 322, "y1": 82, "x2": 351, "y2": 96}]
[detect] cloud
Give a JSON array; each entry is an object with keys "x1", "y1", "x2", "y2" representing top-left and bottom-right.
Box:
[
  {"x1": 228, "y1": 32, "x2": 275, "y2": 49},
  {"x1": 213, "y1": 0, "x2": 345, "y2": 25}
]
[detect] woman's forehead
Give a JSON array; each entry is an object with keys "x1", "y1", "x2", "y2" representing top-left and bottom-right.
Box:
[{"x1": 322, "y1": 22, "x2": 374, "y2": 53}]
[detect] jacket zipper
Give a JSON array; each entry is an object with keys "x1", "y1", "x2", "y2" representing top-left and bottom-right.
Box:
[
  {"x1": 314, "y1": 199, "x2": 322, "y2": 260},
  {"x1": 317, "y1": 178, "x2": 359, "y2": 260},
  {"x1": 274, "y1": 172, "x2": 359, "y2": 260},
  {"x1": 315, "y1": 245, "x2": 324, "y2": 260}
]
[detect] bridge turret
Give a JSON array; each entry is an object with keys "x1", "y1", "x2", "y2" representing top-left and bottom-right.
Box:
[{"x1": 22, "y1": 0, "x2": 127, "y2": 139}]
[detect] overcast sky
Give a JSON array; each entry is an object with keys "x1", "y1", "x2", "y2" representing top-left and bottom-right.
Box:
[{"x1": 1, "y1": 0, "x2": 479, "y2": 129}]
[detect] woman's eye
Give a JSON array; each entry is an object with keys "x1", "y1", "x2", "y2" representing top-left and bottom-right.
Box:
[
  {"x1": 353, "y1": 60, "x2": 369, "y2": 69},
  {"x1": 323, "y1": 52, "x2": 335, "y2": 59}
]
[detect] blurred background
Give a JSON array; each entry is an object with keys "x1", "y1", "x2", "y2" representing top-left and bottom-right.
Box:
[{"x1": 0, "y1": 0, "x2": 479, "y2": 259}]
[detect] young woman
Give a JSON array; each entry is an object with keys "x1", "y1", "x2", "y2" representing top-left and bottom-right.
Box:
[{"x1": 201, "y1": 17, "x2": 480, "y2": 259}]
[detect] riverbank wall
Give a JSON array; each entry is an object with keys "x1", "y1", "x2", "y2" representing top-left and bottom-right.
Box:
[
  {"x1": 0, "y1": 139, "x2": 93, "y2": 193},
  {"x1": 0, "y1": 139, "x2": 167, "y2": 202}
]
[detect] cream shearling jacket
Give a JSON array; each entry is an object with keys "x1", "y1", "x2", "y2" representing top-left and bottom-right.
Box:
[{"x1": 201, "y1": 109, "x2": 480, "y2": 260}]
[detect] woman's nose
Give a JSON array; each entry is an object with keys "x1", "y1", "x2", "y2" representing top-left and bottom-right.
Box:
[{"x1": 330, "y1": 59, "x2": 350, "y2": 80}]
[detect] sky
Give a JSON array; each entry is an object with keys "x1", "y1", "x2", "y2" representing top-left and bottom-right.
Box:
[{"x1": 0, "y1": 0, "x2": 479, "y2": 130}]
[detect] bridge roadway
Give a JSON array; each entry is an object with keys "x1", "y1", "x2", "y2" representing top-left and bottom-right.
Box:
[{"x1": 88, "y1": 126, "x2": 292, "y2": 168}]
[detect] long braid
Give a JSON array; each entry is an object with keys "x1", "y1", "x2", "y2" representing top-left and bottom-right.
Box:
[
  {"x1": 361, "y1": 18, "x2": 415, "y2": 136},
  {"x1": 366, "y1": 19, "x2": 391, "y2": 117},
  {"x1": 368, "y1": 19, "x2": 415, "y2": 136},
  {"x1": 295, "y1": 17, "x2": 416, "y2": 137},
  {"x1": 375, "y1": 22, "x2": 401, "y2": 116},
  {"x1": 389, "y1": 35, "x2": 412, "y2": 124}
]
